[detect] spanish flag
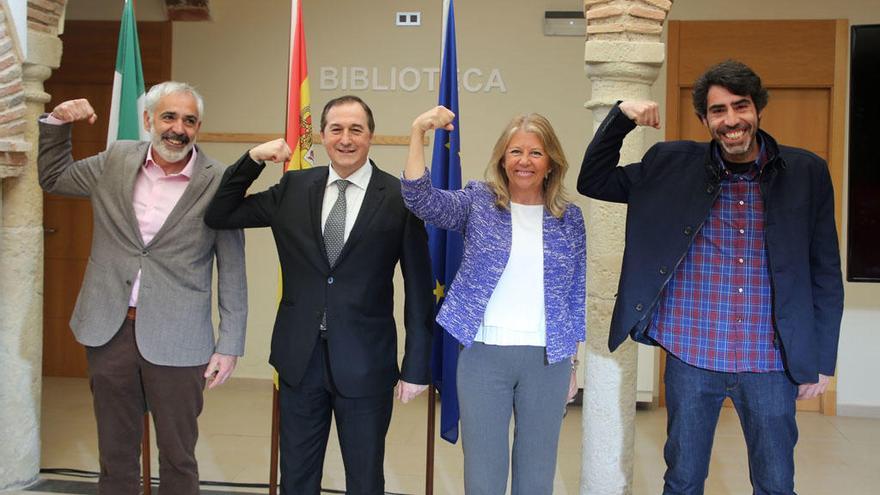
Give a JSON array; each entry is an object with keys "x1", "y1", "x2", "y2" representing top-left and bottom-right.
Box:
[
  {"x1": 271, "y1": 4, "x2": 315, "y2": 486},
  {"x1": 285, "y1": 0, "x2": 314, "y2": 171}
]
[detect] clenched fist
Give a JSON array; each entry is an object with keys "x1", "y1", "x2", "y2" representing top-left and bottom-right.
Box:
[
  {"x1": 618, "y1": 100, "x2": 661, "y2": 129},
  {"x1": 249, "y1": 138, "x2": 292, "y2": 163},
  {"x1": 51, "y1": 99, "x2": 98, "y2": 125},
  {"x1": 412, "y1": 105, "x2": 455, "y2": 134}
]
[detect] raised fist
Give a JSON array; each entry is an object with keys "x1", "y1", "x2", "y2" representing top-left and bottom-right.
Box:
[
  {"x1": 412, "y1": 106, "x2": 456, "y2": 134},
  {"x1": 618, "y1": 100, "x2": 661, "y2": 129},
  {"x1": 50, "y1": 99, "x2": 97, "y2": 125},
  {"x1": 249, "y1": 138, "x2": 292, "y2": 164}
]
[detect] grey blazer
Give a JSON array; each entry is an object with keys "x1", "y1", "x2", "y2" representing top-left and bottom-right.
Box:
[{"x1": 38, "y1": 120, "x2": 247, "y2": 367}]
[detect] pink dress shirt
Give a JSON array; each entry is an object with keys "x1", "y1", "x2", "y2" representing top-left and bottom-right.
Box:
[{"x1": 128, "y1": 147, "x2": 197, "y2": 306}]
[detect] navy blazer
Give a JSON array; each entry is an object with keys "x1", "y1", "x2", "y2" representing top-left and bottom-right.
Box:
[
  {"x1": 577, "y1": 104, "x2": 843, "y2": 384},
  {"x1": 205, "y1": 156, "x2": 433, "y2": 397}
]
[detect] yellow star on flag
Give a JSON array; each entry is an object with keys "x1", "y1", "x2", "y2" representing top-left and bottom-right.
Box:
[{"x1": 433, "y1": 280, "x2": 445, "y2": 303}]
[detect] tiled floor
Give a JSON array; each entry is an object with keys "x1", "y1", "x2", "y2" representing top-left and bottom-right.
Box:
[{"x1": 12, "y1": 376, "x2": 880, "y2": 494}]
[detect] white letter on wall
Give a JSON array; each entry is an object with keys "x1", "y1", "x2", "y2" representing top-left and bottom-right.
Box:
[
  {"x1": 320, "y1": 67, "x2": 339, "y2": 90},
  {"x1": 423, "y1": 67, "x2": 440, "y2": 92},
  {"x1": 399, "y1": 67, "x2": 421, "y2": 92},
  {"x1": 485, "y1": 69, "x2": 507, "y2": 93},
  {"x1": 350, "y1": 67, "x2": 369, "y2": 90},
  {"x1": 462, "y1": 68, "x2": 483, "y2": 93},
  {"x1": 372, "y1": 67, "x2": 389, "y2": 91}
]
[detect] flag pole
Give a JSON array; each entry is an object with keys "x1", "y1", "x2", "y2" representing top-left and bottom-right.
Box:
[
  {"x1": 269, "y1": 383, "x2": 280, "y2": 495},
  {"x1": 270, "y1": 3, "x2": 315, "y2": 492},
  {"x1": 426, "y1": 1, "x2": 460, "y2": 493},
  {"x1": 424, "y1": 2, "x2": 444, "y2": 490},
  {"x1": 426, "y1": 385, "x2": 436, "y2": 495}
]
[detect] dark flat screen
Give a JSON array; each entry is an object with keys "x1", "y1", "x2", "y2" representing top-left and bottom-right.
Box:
[{"x1": 847, "y1": 25, "x2": 880, "y2": 282}]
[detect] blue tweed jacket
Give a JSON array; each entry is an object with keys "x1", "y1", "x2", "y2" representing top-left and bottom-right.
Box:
[{"x1": 401, "y1": 171, "x2": 586, "y2": 363}]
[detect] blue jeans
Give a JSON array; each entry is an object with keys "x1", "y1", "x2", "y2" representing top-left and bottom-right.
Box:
[{"x1": 663, "y1": 353, "x2": 799, "y2": 495}]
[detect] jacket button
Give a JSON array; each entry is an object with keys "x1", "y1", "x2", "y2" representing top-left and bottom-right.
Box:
[
  {"x1": 635, "y1": 303, "x2": 644, "y2": 312},
  {"x1": 706, "y1": 185, "x2": 715, "y2": 194},
  {"x1": 659, "y1": 266, "x2": 668, "y2": 275},
  {"x1": 141, "y1": 250, "x2": 149, "y2": 256},
  {"x1": 683, "y1": 226, "x2": 693, "y2": 236},
  {"x1": 327, "y1": 276, "x2": 334, "y2": 284}
]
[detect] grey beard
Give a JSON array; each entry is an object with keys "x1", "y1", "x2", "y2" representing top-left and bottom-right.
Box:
[
  {"x1": 152, "y1": 136, "x2": 194, "y2": 164},
  {"x1": 719, "y1": 139, "x2": 754, "y2": 158}
]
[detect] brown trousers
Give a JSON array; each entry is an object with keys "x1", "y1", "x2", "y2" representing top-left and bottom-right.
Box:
[{"x1": 86, "y1": 318, "x2": 206, "y2": 495}]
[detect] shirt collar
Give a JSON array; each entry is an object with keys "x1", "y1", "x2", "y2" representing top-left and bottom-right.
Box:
[
  {"x1": 326, "y1": 159, "x2": 372, "y2": 191},
  {"x1": 144, "y1": 145, "x2": 197, "y2": 178}
]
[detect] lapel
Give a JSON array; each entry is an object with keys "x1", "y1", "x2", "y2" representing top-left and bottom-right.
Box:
[
  {"x1": 145, "y1": 146, "x2": 215, "y2": 248},
  {"x1": 119, "y1": 142, "x2": 149, "y2": 247},
  {"x1": 337, "y1": 161, "x2": 386, "y2": 264},
  {"x1": 307, "y1": 167, "x2": 330, "y2": 265}
]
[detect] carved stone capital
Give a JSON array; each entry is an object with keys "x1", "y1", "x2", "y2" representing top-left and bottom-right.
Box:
[{"x1": 583, "y1": 40, "x2": 665, "y2": 109}]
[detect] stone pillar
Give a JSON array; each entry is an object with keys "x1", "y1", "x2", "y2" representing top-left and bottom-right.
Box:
[
  {"x1": 580, "y1": 1, "x2": 671, "y2": 494},
  {"x1": 0, "y1": 0, "x2": 66, "y2": 490}
]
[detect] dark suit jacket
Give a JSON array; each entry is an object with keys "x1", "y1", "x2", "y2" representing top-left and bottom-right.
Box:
[{"x1": 205, "y1": 155, "x2": 433, "y2": 397}]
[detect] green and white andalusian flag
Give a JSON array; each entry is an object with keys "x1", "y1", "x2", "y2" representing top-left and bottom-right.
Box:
[{"x1": 107, "y1": 0, "x2": 148, "y2": 145}]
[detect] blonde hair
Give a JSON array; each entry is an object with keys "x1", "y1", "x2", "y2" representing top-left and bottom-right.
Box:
[{"x1": 484, "y1": 113, "x2": 570, "y2": 218}]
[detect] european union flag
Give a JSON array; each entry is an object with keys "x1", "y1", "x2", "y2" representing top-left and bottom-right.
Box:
[{"x1": 430, "y1": 0, "x2": 463, "y2": 444}]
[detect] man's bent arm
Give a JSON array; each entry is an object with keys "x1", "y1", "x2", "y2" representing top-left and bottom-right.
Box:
[
  {"x1": 577, "y1": 102, "x2": 651, "y2": 203},
  {"x1": 37, "y1": 119, "x2": 108, "y2": 197}
]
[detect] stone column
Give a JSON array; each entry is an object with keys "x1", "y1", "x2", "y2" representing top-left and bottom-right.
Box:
[
  {"x1": 580, "y1": 1, "x2": 671, "y2": 494},
  {"x1": 0, "y1": 0, "x2": 66, "y2": 490}
]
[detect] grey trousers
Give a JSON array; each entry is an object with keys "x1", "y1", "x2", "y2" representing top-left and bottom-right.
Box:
[{"x1": 457, "y1": 342, "x2": 571, "y2": 495}]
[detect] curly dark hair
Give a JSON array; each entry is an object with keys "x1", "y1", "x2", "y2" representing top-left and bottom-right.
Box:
[{"x1": 692, "y1": 60, "x2": 769, "y2": 118}]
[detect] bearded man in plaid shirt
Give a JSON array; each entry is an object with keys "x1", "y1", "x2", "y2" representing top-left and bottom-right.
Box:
[{"x1": 578, "y1": 60, "x2": 844, "y2": 495}]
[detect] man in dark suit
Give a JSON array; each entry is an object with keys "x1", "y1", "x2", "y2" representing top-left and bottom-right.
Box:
[{"x1": 205, "y1": 95, "x2": 433, "y2": 495}]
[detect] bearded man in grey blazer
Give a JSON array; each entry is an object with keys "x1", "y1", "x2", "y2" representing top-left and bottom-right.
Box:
[{"x1": 38, "y1": 81, "x2": 247, "y2": 495}]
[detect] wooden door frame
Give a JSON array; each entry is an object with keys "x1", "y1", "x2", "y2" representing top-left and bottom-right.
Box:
[{"x1": 661, "y1": 19, "x2": 848, "y2": 416}]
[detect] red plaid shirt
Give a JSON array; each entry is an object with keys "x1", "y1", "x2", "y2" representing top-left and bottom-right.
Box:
[{"x1": 648, "y1": 142, "x2": 784, "y2": 372}]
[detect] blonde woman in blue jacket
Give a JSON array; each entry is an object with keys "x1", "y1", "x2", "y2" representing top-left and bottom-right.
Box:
[{"x1": 401, "y1": 106, "x2": 586, "y2": 495}]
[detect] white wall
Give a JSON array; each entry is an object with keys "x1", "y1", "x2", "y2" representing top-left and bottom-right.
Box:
[{"x1": 62, "y1": 0, "x2": 880, "y2": 412}]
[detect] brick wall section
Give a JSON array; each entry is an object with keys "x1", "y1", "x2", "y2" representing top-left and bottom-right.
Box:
[
  {"x1": 27, "y1": 0, "x2": 65, "y2": 35},
  {"x1": 584, "y1": 0, "x2": 673, "y2": 41},
  {"x1": 0, "y1": 5, "x2": 31, "y2": 177}
]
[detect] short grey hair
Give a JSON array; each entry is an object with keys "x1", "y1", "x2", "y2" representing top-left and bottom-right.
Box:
[{"x1": 144, "y1": 81, "x2": 204, "y2": 120}]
